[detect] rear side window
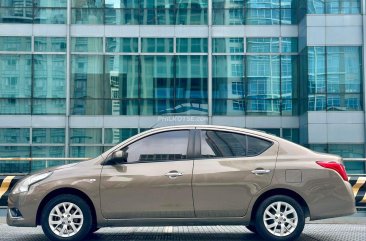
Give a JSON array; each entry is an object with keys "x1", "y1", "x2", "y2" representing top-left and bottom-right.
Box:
[{"x1": 200, "y1": 130, "x2": 272, "y2": 158}]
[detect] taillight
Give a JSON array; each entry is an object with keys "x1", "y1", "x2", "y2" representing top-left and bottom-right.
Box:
[{"x1": 316, "y1": 161, "x2": 348, "y2": 181}]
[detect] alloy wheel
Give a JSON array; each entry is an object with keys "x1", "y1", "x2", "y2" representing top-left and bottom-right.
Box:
[
  {"x1": 48, "y1": 202, "x2": 84, "y2": 237},
  {"x1": 263, "y1": 201, "x2": 298, "y2": 237}
]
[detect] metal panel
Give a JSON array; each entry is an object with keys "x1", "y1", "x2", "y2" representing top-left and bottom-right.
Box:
[{"x1": 327, "y1": 124, "x2": 365, "y2": 143}]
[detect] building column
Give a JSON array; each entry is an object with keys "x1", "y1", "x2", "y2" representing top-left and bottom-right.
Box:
[
  {"x1": 208, "y1": 0, "x2": 213, "y2": 124},
  {"x1": 65, "y1": 0, "x2": 71, "y2": 158}
]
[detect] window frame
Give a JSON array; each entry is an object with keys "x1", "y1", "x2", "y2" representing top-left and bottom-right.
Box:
[{"x1": 194, "y1": 129, "x2": 274, "y2": 160}]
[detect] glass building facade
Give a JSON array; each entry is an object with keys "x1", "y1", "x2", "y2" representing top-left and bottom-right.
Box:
[{"x1": 0, "y1": 0, "x2": 365, "y2": 174}]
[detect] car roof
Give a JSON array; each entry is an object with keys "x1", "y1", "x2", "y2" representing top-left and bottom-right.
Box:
[{"x1": 143, "y1": 125, "x2": 280, "y2": 141}]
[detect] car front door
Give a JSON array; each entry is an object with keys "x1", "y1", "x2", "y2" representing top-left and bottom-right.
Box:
[
  {"x1": 192, "y1": 129, "x2": 278, "y2": 217},
  {"x1": 100, "y1": 129, "x2": 195, "y2": 219}
]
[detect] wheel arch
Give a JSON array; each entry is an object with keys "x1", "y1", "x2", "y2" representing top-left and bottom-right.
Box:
[
  {"x1": 36, "y1": 187, "x2": 97, "y2": 226},
  {"x1": 250, "y1": 188, "x2": 310, "y2": 223}
]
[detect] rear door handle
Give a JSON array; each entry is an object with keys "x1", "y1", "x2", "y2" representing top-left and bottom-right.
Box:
[
  {"x1": 251, "y1": 169, "x2": 271, "y2": 175},
  {"x1": 165, "y1": 171, "x2": 183, "y2": 179}
]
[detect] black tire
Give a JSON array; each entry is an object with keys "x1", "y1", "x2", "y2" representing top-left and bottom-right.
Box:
[
  {"x1": 41, "y1": 194, "x2": 93, "y2": 241},
  {"x1": 254, "y1": 195, "x2": 305, "y2": 241},
  {"x1": 245, "y1": 225, "x2": 257, "y2": 233},
  {"x1": 91, "y1": 227, "x2": 100, "y2": 233}
]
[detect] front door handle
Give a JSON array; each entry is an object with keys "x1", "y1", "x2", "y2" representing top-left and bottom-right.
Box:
[
  {"x1": 251, "y1": 169, "x2": 271, "y2": 175},
  {"x1": 165, "y1": 171, "x2": 183, "y2": 179}
]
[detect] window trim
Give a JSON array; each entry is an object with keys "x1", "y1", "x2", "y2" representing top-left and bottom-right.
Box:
[{"x1": 194, "y1": 129, "x2": 274, "y2": 160}]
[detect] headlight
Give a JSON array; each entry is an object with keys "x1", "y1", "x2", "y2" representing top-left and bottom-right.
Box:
[{"x1": 12, "y1": 172, "x2": 53, "y2": 194}]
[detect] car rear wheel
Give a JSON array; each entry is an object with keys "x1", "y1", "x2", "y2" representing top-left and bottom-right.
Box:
[
  {"x1": 255, "y1": 195, "x2": 305, "y2": 241},
  {"x1": 41, "y1": 194, "x2": 93, "y2": 241}
]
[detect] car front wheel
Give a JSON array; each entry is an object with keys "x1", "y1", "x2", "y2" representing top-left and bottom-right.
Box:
[
  {"x1": 255, "y1": 195, "x2": 305, "y2": 241},
  {"x1": 41, "y1": 194, "x2": 93, "y2": 241}
]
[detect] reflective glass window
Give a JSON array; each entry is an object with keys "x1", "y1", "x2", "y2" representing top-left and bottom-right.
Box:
[
  {"x1": 70, "y1": 146, "x2": 103, "y2": 158},
  {"x1": 72, "y1": 9, "x2": 104, "y2": 24},
  {"x1": 281, "y1": 37, "x2": 297, "y2": 53},
  {"x1": 104, "y1": 99, "x2": 140, "y2": 115},
  {"x1": 71, "y1": 37, "x2": 103, "y2": 52},
  {"x1": 281, "y1": 55, "x2": 297, "y2": 99},
  {"x1": 31, "y1": 146, "x2": 65, "y2": 157},
  {"x1": 140, "y1": 56, "x2": 174, "y2": 99},
  {"x1": 213, "y1": 99, "x2": 245, "y2": 115},
  {"x1": 71, "y1": 54, "x2": 104, "y2": 114},
  {"x1": 213, "y1": 55, "x2": 245, "y2": 99},
  {"x1": 105, "y1": 55, "x2": 139, "y2": 98},
  {"x1": 245, "y1": 8, "x2": 280, "y2": 25},
  {"x1": 70, "y1": 99, "x2": 104, "y2": 115},
  {"x1": 212, "y1": 38, "x2": 244, "y2": 53},
  {"x1": 105, "y1": 0, "x2": 140, "y2": 8},
  {"x1": 106, "y1": 38, "x2": 138, "y2": 53},
  {"x1": 122, "y1": 130, "x2": 189, "y2": 163},
  {"x1": 0, "y1": 128, "x2": 29, "y2": 143},
  {"x1": 0, "y1": 36, "x2": 31, "y2": 51},
  {"x1": 104, "y1": 128, "x2": 138, "y2": 144},
  {"x1": 32, "y1": 128, "x2": 65, "y2": 144},
  {"x1": 140, "y1": 99, "x2": 174, "y2": 115},
  {"x1": 307, "y1": 0, "x2": 325, "y2": 13},
  {"x1": 0, "y1": 99, "x2": 31, "y2": 114},
  {"x1": 34, "y1": 0, "x2": 67, "y2": 7},
  {"x1": 328, "y1": 144, "x2": 364, "y2": 174},
  {"x1": 105, "y1": 8, "x2": 140, "y2": 24},
  {"x1": 176, "y1": 8, "x2": 208, "y2": 25},
  {"x1": 34, "y1": 37, "x2": 66, "y2": 52},
  {"x1": 282, "y1": 128, "x2": 299, "y2": 143},
  {"x1": 70, "y1": 128, "x2": 102, "y2": 144},
  {"x1": 140, "y1": 0, "x2": 175, "y2": 8},
  {"x1": 245, "y1": 0, "x2": 280, "y2": 8},
  {"x1": 176, "y1": 38, "x2": 208, "y2": 53},
  {"x1": 33, "y1": 8, "x2": 66, "y2": 24},
  {"x1": 140, "y1": 8, "x2": 175, "y2": 25},
  {"x1": 71, "y1": 55, "x2": 104, "y2": 99},
  {"x1": 308, "y1": 47, "x2": 326, "y2": 94},
  {"x1": 247, "y1": 55, "x2": 280, "y2": 98},
  {"x1": 141, "y1": 38, "x2": 173, "y2": 53},
  {"x1": 30, "y1": 146, "x2": 66, "y2": 171},
  {"x1": 327, "y1": 93, "x2": 361, "y2": 111},
  {"x1": 0, "y1": 7, "x2": 33, "y2": 24},
  {"x1": 33, "y1": 54, "x2": 66, "y2": 98},
  {"x1": 0, "y1": 146, "x2": 30, "y2": 158},
  {"x1": 326, "y1": 47, "x2": 361, "y2": 94},
  {"x1": 0, "y1": 55, "x2": 32, "y2": 98},
  {"x1": 247, "y1": 38, "x2": 280, "y2": 53},
  {"x1": 326, "y1": 0, "x2": 360, "y2": 14},
  {"x1": 212, "y1": 8, "x2": 245, "y2": 25},
  {"x1": 71, "y1": 0, "x2": 104, "y2": 8},
  {"x1": 176, "y1": 55, "x2": 208, "y2": 99},
  {"x1": 308, "y1": 94, "x2": 326, "y2": 111},
  {"x1": 213, "y1": 0, "x2": 244, "y2": 8},
  {"x1": 32, "y1": 99, "x2": 66, "y2": 114}
]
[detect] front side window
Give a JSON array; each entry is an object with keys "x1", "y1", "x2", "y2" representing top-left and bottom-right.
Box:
[
  {"x1": 200, "y1": 130, "x2": 272, "y2": 158},
  {"x1": 122, "y1": 130, "x2": 189, "y2": 163}
]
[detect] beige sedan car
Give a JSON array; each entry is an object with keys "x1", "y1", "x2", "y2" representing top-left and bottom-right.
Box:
[{"x1": 7, "y1": 125, "x2": 355, "y2": 241}]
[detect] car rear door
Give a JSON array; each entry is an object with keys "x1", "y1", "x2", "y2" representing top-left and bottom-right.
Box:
[
  {"x1": 100, "y1": 129, "x2": 195, "y2": 219},
  {"x1": 192, "y1": 129, "x2": 278, "y2": 217}
]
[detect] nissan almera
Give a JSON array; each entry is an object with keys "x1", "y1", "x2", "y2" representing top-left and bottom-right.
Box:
[{"x1": 7, "y1": 125, "x2": 355, "y2": 241}]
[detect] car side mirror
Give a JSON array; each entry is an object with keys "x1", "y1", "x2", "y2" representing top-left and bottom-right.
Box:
[{"x1": 105, "y1": 150, "x2": 127, "y2": 165}]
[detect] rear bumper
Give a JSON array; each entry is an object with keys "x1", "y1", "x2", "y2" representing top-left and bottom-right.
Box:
[{"x1": 310, "y1": 181, "x2": 356, "y2": 221}]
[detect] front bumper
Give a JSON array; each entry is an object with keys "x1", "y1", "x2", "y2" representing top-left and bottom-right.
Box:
[{"x1": 7, "y1": 190, "x2": 40, "y2": 227}]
